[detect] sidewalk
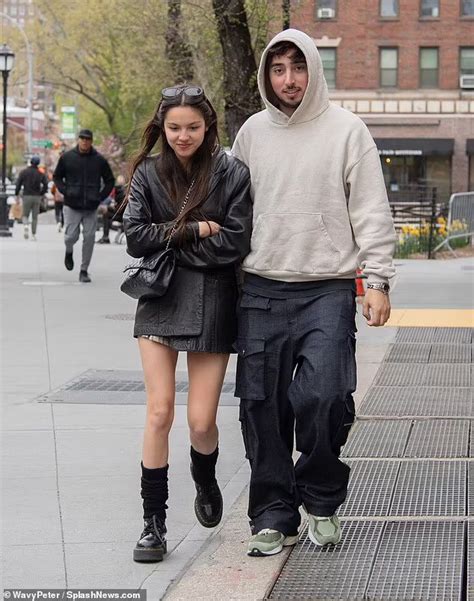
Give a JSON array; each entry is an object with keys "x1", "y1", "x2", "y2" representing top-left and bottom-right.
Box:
[{"x1": 1, "y1": 215, "x2": 472, "y2": 599}]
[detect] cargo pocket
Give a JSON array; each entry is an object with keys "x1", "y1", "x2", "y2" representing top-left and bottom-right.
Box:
[{"x1": 234, "y1": 338, "x2": 266, "y2": 400}]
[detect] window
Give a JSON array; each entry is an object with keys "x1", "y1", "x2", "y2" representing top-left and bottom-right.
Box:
[
  {"x1": 420, "y1": 48, "x2": 439, "y2": 87},
  {"x1": 461, "y1": 0, "x2": 474, "y2": 16},
  {"x1": 420, "y1": 0, "x2": 439, "y2": 17},
  {"x1": 380, "y1": 48, "x2": 398, "y2": 87},
  {"x1": 380, "y1": 0, "x2": 399, "y2": 17},
  {"x1": 460, "y1": 47, "x2": 474, "y2": 76},
  {"x1": 315, "y1": 0, "x2": 337, "y2": 19},
  {"x1": 320, "y1": 48, "x2": 337, "y2": 88}
]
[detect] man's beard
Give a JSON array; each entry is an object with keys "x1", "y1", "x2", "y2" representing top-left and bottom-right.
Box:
[{"x1": 279, "y1": 97, "x2": 302, "y2": 109}]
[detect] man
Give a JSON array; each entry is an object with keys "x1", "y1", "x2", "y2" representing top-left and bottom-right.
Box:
[
  {"x1": 53, "y1": 129, "x2": 114, "y2": 282},
  {"x1": 15, "y1": 155, "x2": 48, "y2": 241},
  {"x1": 232, "y1": 29, "x2": 396, "y2": 556}
]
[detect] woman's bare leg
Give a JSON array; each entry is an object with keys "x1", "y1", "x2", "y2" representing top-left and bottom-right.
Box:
[
  {"x1": 139, "y1": 338, "x2": 178, "y2": 468},
  {"x1": 187, "y1": 352, "x2": 230, "y2": 453}
]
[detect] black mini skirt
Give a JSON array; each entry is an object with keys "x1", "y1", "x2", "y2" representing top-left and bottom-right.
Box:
[{"x1": 138, "y1": 268, "x2": 239, "y2": 354}]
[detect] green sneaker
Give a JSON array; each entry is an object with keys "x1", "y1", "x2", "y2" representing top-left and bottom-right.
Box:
[
  {"x1": 247, "y1": 528, "x2": 299, "y2": 557},
  {"x1": 306, "y1": 513, "x2": 341, "y2": 546}
]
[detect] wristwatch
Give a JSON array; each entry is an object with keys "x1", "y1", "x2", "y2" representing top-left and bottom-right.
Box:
[{"x1": 366, "y1": 282, "x2": 390, "y2": 295}]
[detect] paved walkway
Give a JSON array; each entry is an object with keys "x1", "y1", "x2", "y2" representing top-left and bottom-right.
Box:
[{"x1": 1, "y1": 215, "x2": 472, "y2": 599}]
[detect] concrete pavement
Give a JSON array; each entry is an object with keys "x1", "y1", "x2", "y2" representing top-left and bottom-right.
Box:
[{"x1": 1, "y1": 214, "x2": 472, "y2": 599}]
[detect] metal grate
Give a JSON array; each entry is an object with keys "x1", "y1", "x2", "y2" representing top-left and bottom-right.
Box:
[
  {"x1": 396, "y1": 327, "x2": 473, "y2": 344},
  {"x1": 469, "y1": 522, "x2": 474, "y2": 601},
  {"x1": 471, "y1": 422, "x2": 474, "y2": 459},
  {"x1": 404, "y1": 420, "x2": 470, "y2": 458},
  {"x1": 390, "y1": 461, "x2": 466, "y2": 516},
  {"x1": 469, "y1": 462, "x2": 474, "y2": 517},
  {"x1": 37, "y1": 369, "x2": 238, "y2": 406},
  {"x1": 339, "y1": 461, "x2": 399, "y2": 517},
  {"x1": 385, "y1": 343, "x2": 431, "y2": 363},
  {"x1": 433, "y1": 328, "x2": 473, "y2": 344},
  {"x1": 374, "y1": 363, "x2": 425, "y2": 386},
  {"x1": 395, "y1": 327, "x2": 438, "y2": 344},
  {"x1": 429, "y1": 344, "x2": 472, "y2": 363},
  {"x1": 342, "y1": 420, "x2": 411, "y2": 458},
  {"x1": 359, "y1": 386, "x2": 473, "y2": 418},
  {"x1": 268, "y1": 521, "x2": 384, "y2": 600},
  {"x1": 374, "y1": 363, "x2": 471, "y2": 387},
  {"x1": 366, "y1": 521, "x2": 464, "y2": 601}
]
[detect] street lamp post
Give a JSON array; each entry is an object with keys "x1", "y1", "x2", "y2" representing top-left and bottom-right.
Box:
[{"x1": 0, "y1": 43, "x2": 15, "y2": 237}]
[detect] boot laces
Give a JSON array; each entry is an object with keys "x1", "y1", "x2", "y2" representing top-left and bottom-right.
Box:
[{"x1": 143, "y1": 515, "x2": 166, "y2": 542}]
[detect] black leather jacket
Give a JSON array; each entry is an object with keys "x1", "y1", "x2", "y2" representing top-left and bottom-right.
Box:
[{"x1": 123, "y1": 148, "x2": 252, "y2": 337}]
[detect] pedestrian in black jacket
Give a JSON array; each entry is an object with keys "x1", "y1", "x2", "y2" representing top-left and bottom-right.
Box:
[
  {"x1": 53, "y1": 129, "x2": 114, "y2": 282},
  {"x1": 15, "y1": 155, "x2": 48, "y2": 240},
  {"x1": 122, "y1": 85, "x2": 252, "y2": 563}
]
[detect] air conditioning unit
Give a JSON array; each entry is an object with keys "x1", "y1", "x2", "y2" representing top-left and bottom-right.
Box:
[
  {"x1": 317, "y1": 7, "x2": 335, "y2": 19},
  {"x1": 460, "y1": 74, "x2": 474, "y2": 89}
]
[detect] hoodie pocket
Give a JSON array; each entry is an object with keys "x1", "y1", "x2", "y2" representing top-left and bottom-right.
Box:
[{"x1": 251, "y1": 213, "x2": 341, "y2": 275}]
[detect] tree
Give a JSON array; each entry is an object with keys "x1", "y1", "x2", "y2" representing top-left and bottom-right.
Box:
[
  {"x1": 32, "y1": 0, "x2": 171, "y2": 150},
  {"x1": 166, "y1": 0, "x2": 194, "y2": 82},
  {"x1": 211, "y1": 0, "x2": 262, "y2": 143}
]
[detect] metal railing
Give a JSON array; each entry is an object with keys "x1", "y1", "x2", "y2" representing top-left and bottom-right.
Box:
[{"x1": 432, "y1": 192, "x2": 474, "y2": 256}]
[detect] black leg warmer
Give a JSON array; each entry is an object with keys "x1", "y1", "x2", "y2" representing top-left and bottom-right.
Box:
[
  {"x1": 190, "y1": 446, "x2": 218, "y2": 486},
  {"x1": 141, "y1": 462, "x2": 169, "y2": 520}
]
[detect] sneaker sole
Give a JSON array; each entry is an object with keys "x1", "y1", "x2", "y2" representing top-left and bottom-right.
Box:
[{"x1": 247, "y1": 534, "x2": 298, "y2": 557}]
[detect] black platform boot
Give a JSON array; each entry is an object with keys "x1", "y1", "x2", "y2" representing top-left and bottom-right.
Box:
[
  {"x1": 133, "y1": 463, "x2": 168, "y2": 563},
  {"x1": 190, "y1": 446, "x2": 223, "y2": 528}
]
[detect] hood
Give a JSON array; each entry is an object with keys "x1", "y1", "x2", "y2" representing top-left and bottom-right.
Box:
[{"x1": 258, "y1": 28, "x2": 329, "y2": 126}]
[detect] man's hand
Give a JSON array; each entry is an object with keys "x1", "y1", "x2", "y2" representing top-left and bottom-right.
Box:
[
  {"x1": 198, "y1": 221, "x2": 221, "y2": 238},
  {"x1": 362, "y1": 289, "x2": 391, "y2": 327}
]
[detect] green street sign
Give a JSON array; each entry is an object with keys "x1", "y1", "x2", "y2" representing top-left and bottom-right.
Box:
[{"x1": 33, "y1": 139, "x2": 53, "y2": 148}]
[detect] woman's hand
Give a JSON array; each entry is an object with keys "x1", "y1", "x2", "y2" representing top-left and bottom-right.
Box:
[{"x1": 198, "y1": 221, "x2": 221, "y2": 238}]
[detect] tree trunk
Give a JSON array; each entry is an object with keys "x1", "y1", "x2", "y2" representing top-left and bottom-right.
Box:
[
  {"x1": 166, "y1": 0, "x2": 194, "y2": 83},
  {"x1": 212, "y1": 0, "x2": 261, "y2": 144},
  {"x1": 282, "y1": 0, "x2": 291, "y2": 29}
]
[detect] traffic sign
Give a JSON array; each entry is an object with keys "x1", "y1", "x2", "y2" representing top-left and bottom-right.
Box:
[{"x1": 32, "y1": 139, "x2": 53, "y2": 148}]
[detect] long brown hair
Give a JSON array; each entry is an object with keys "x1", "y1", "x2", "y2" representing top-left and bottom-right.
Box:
[{"x1": 122, "y1": 85, "x2": 219, "y2": 242}]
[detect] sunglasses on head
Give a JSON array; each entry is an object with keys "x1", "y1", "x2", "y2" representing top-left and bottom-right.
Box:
[{"x1": 161, "y1": 86, "x2": 204, "y2": 104}]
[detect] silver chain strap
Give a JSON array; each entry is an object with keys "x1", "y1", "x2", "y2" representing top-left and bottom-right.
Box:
[{"x1": 165, "y1": 178, "x2": 196, "y2": 250}]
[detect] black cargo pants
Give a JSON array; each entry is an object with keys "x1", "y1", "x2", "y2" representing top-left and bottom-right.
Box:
[{"x1": 234, "y1": 276, "x2": 357, "y2": 536}]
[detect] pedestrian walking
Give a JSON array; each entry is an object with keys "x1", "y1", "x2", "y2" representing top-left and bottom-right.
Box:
[
  {"x1": 122, "y1": 84, "x2": 252, "y2": 563},
  {"x1": 97, "y1": 174, "x2": 127, "y2": 244},
  {"x1": 232, "y1": 29, "x2": 396, "y2": 556},
  {"x1": 15, "y1": 155, "x2": 48, "y2": 241},
  {"x1": 52, "y1": 129, "x2": 114, "y2": 282}
]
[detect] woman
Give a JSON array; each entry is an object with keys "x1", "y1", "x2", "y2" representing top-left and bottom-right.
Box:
[{"x1": 122, "y1": 85, "x2": 252, "y2": 563}]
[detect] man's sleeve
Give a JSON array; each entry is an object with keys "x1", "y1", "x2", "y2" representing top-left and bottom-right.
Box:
[
  {"x1": 231, "y1": 127, "x2": 249, "y2": 166},
  {"x1": 100, "y1": 159, "x2": 115, "y2": 201},
  {"x1": 14, "y1": 171, "x2": 23, "y2": 195},
  {"x1": 346, "y1": 146, "x2": 397, "y2": 285},
  {"x1": 40, "y1": 174, "x2": 49, "y2": 196},
  {"x1": 52, "y1": 157, "x2": 66, "y2": 195}
]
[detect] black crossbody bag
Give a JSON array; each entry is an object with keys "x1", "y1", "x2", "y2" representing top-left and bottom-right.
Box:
[{"x1": 120, "y1": 179, "x2": 195, "y2": 300}]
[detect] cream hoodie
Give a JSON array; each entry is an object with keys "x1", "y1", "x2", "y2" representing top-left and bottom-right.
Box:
[{"x1": 232, "y1": 29, "x2": 396, "y2": 284}]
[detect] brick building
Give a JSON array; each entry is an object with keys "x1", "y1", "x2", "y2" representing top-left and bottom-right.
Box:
[{"x1": 283, "y1": 0, "x2": 474, "y2": 203}]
